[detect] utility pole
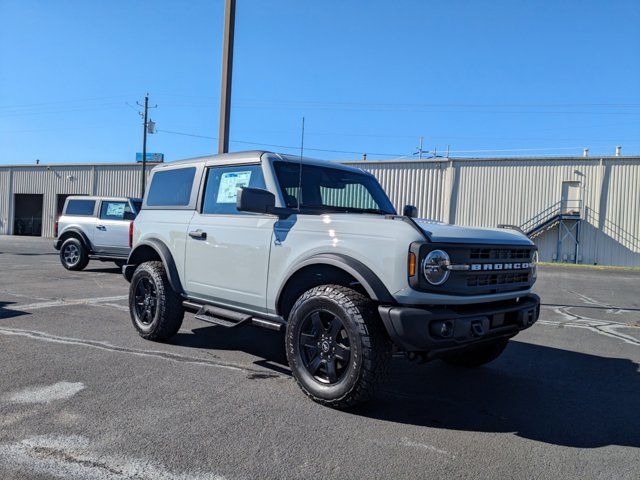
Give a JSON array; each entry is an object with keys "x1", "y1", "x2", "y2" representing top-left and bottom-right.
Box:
[
  {"x1": 136, "y1": 93, "x2": 157, "y2": 196},
  {"x1": 418, "y1": 136, "x2": 424, "y2": 160},
  {"x1": 141, "y1": 94, "x2": 149, "y2": 196},
  {"x1": 218, "y1": 0, "x2": 236, "y2": 154}
]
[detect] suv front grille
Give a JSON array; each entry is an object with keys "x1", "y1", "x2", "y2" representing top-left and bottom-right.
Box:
[
  {"x1": 470, "y1": 248, "x2": 531, "y2": 260},
  {"x1": 411, "y1": 242, "x2": 536, "y2": 295},
  {"x1": 466, "y1": 272, "x2": 530, "y2": 288}
]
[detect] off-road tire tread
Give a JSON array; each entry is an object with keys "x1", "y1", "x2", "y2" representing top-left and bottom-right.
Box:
[
  {"x1": 287, "y1": 284, "x2": 391, "y2": 409},
  {"x1": 130, "y1": 261, "x2": 184, "y2": 341}
]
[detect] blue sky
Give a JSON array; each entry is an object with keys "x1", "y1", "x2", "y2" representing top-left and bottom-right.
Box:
[{"x1": 1, "y1": 0, "x2": 639, "y2": 164}]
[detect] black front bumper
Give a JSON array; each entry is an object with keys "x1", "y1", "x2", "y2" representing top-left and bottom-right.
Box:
[{"x1": 379, "y1": 294, "x2": 540, "y2": 355}]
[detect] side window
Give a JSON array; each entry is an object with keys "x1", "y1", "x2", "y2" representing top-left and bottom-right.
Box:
[
  {"x1": 202, "y1": 164, "x2": 266, "y2": 215},
  {"x1": 65, "y1": 200, "x2": 96, "y2": 216},
  {"x1": 146, "y1": 167, "x2": 196, "y2": 207},
  {"x1": 100, "y1": 201, "x2": 135, "y2": 221}
]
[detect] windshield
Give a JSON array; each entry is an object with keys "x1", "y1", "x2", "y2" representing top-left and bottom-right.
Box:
[{"x1": 273, "y1": 161, "x2": 396, "y2": 215}]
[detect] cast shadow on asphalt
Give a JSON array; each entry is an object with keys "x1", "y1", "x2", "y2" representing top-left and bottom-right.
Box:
[
  {"x1": 0, "y1": 301, "x2": 28, "y2": 319},
  {"x1": 173, "y1": 325, "x2": 639, "y2": 450}
]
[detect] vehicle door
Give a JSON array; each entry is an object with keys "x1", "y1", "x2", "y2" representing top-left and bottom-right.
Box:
[
  {"x1": 93, "y1": 200, "x2": 136, "y2": 256},
  {"x1": 184, "y1": 163, "x2": 275, "y2": 312}
]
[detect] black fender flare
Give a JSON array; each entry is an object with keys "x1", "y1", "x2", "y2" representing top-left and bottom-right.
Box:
[
  {"x1": 126, "y1": 239, "x2": 184, "y2": 295},
  {"x1": 57, "y1": 228, "x2": 94, "y2": 253},
  {"x1": 277, "y1": 253, "x2": 395, "y2": 307}
]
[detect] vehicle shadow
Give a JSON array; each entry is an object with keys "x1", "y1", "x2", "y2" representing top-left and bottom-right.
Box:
[
  {"x1": 0, "y1": 301, "x2": 29, "y2": 319},
  {"x1": 355, "y1": 340, "x2": 640, "y2": 449},
  {"x1": 171, "y1": 325, "x2": 639, "y2": 449},
  {"x1": 171, "y1": 324, "x2": 289, "y2": 369}
]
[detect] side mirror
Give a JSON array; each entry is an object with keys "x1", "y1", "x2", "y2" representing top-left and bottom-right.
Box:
[
  {"x1": 403, "y1": 205, "x2": 418, "y2": 218},
  {"x1": 237, "y1": 187, "x2": 275, "y2": 214}
]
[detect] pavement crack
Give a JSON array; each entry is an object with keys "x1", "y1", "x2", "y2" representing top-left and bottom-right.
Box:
[
  {"x1": 538, "y1": 318, "x2": 640, "y2": 346},
  {"x1": 0, "y1": 327, "x2": 284, "y2": 378}
]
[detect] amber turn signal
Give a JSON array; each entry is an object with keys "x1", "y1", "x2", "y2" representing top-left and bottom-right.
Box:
[{"x1": 408, "y1": 252, "x2": 417, "y2": 277}]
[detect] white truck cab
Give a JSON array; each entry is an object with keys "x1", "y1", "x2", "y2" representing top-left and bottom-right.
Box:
[{"x1": 124, "y1": 151, "x2": 539, "y2": 408}]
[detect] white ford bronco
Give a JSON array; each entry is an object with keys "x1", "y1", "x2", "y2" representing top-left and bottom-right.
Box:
[
  {"x1": 55, "y1": 196, "x2": 142, "y2": 270},
  {"x1": 123, "y1": 151, "x2": 539, "y2": 408}
]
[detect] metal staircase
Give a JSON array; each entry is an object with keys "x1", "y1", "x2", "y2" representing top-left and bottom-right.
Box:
[{"x1": 499, "y1": 200, "x2": 582, "y2": 263}]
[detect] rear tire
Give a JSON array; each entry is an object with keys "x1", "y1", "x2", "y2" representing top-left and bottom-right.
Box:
[
  {"x1": 285, "y1": 285, "x2": 392, "y2": 409},
  {"x1": 129, "y1": 261, "x2": 184, "y2": 341},
  {"x1": 59, "y1": 237, "x2": 89, "y2": 271},
  {"x1": 442, "y1": 338, "x2": 509, "y2": 367}
]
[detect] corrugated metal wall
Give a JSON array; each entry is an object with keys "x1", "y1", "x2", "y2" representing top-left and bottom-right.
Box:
[
  {"x1": 351, "y1": 160, "x2": 450, "y2": 221},
  {"x1": 0, "y1": 164, "x2": 154, "y2": 237},
  {"x1": 0, "y1": 169, "x2": 10, "y2": 235},
  {"x1": 346, "y1": 157, "x2": 640, "y2": 267},
  {"x1": 1, "y1": 158, "x2": 639, "y2": 266}
]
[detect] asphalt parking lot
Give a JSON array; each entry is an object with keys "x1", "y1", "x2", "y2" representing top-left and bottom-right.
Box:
[{"x1": 0, "y1": 237, "x2": 638, "y2": 479}]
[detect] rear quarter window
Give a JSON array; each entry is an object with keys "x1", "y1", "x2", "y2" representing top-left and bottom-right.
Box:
[
  {"x1": 146, "y1": 167, "x2": 196, "y2": 207},
  {"x1": 65, "y1": 200, "x2": 96, "y2": 216}
]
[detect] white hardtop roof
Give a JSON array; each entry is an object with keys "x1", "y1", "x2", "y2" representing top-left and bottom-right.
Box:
[
  {"x1": 155, "y1": 150, "x2": 370, "y2": 175},
  {"x1": 65, "y1": 195, "x2": 142, "y2": 202}
]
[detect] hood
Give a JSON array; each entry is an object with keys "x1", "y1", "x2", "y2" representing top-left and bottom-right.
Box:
[{"x1": 413, "y1": 218, "x2": 533, "y2": 246}]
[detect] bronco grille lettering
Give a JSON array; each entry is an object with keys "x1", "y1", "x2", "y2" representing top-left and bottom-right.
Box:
[{"x1": 470, "y1": 262, "x2": 531, "y2": 271}]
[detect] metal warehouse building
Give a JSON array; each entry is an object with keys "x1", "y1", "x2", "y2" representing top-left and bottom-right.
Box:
[
  {"x1": 346, "y1": 155, "x2": 640, "y2": 267},
  {"x1": 1, "y1": 155, "x2": 639, "y2": 267},
  {"x1": 0, "y1": 163, "x2": 156, "y2": 239}
]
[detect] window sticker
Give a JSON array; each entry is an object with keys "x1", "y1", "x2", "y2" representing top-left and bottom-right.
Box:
[
  {"x1": 216, "y1": 171, "x2": 252, "y2": 203},
  {"x1": 106, "y1": 203, "x2": 125, "y2": 217}
]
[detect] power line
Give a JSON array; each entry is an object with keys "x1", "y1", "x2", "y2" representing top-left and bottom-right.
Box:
[
  {"x1": 0, "y1": 94, "x2": 136, "y2": 110},
  {"x1": 156, "y1": 128, "x2": 410, "y2": 157},
  {"x1": 157, "y1": 128, "x2": 638, "y2": 158}
]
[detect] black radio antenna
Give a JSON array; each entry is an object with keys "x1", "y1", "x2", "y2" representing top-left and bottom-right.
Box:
[{"x1": 297, "y1": 116, "x2": 305, "y2": 210}]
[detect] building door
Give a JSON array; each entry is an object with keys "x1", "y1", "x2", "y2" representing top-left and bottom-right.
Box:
[
  {"x1": 561, "y1": 181, "x2": 581, "y2": 215},
  {"x1": 13, "y1": 194, "x2": 44, "y2": 236}
]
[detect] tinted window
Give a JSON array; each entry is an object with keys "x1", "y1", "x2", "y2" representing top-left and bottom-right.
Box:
[
  {"x1": 147, "y1": 167, "x2": 196, "y2": 207},
  {"x1": 273, "y1": 161, "x2": 396, "y2": 215},
  {"x1": 100, "y1": 201, "x2": 136, "y2": 221},
  {"x1": 65, "y1": 199, "x2": 96, "y2": 216},
  {"x1": 202, "y1": 165, "x2": 266, "y2": 215}
]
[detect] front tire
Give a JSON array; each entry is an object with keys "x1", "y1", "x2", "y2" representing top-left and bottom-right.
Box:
[
  {"x1": 286, "y1": 285, "x2": 391, "y2": 409},
  {"x1": 60, "y1": 238, "x2": 89, "y2": 271},
  {"x1": 442, "y1": 338, "x2": 509, "y2": 367},
  {"x1": 129, "y1": 261, "x2": 184, "y2": 341}
]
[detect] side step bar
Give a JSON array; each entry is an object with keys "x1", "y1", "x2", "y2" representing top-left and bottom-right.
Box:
[{"x1": 183, "y1": 301, "x2": 283, "y2": 332}]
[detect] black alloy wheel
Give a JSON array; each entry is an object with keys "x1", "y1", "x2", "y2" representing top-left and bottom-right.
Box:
[
  {"x1": 133, "y1": 276, "x2": 158, "y2": 326},
  {"x1": 299, "y1": 310, "x2": 351, "y2": 384},
  {"x1": 285, "y1": 285, "x2": 392, "y2": 409},
  {"x1": 128, "y1": 261, "x2": 184, "y2": 341}
]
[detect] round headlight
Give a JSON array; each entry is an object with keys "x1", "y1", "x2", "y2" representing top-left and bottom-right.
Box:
[
  {"x1": 422, "y1": 249, "x2": 450, "y2": 285},
  {"x1": 531, "y1": 250, "x2": 539, "y2": 279}
]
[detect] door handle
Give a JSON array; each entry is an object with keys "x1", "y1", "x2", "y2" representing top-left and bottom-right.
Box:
[
  {"x1": 189, "y1": 230, "x2": 207, "y2": 240},
  {"x1": 96, "y1": 225, "x2": 106, "y2": 231}
]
